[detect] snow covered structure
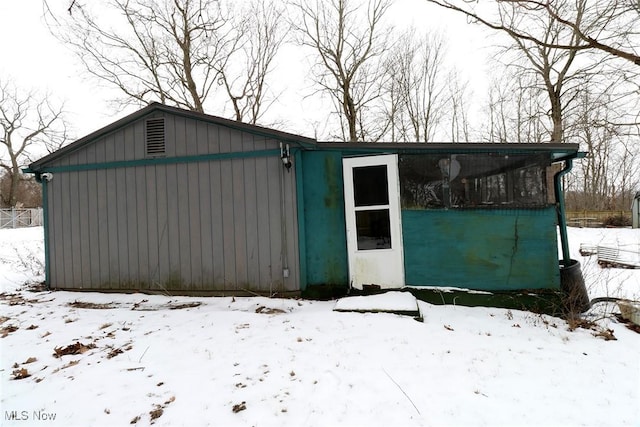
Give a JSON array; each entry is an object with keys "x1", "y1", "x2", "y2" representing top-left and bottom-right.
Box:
[{"x1": 25, "y1": 103, "x2": 584, "y2": 298}]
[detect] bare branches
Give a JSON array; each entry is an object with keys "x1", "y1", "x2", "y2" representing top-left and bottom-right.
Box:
[
  {"x1": 423, "y1": 0, "x2": 640, "y2": 66},
  {"x1": 0, "y1": 80, "x2": 68, "y2": 207},
  {"x1": 381, "y1": 30, "x2": 451, "y2": 142},
  {"x1": 290, "y1": 0, "x2": 392, "y2": 141},
  {"x1": 216, "y1": 0, "x2": 288, "y2": 124},
  {"x1": 47, "y1": 0, "x2": 285, "y2": 121}
]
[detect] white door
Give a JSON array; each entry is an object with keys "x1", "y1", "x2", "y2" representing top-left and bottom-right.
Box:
[{"x1": 343, "y1": 154, "x2": 405, "y2": 289}]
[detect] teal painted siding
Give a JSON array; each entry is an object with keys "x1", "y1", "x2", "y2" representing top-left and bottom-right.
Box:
[
  {"x1": 402, "y1": 207, "x2": 560, "y2": 290},
  {"x1": 301, "y1": 151, "x2": 349, "y2": 285}
]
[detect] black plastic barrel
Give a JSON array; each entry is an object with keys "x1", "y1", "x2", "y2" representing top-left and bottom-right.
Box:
[{"x1": 559, "y1": 259, "x2": 590, "y2": 313}]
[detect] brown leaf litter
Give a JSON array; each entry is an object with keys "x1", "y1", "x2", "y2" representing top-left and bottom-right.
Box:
[
  {"x1": 68, "y1": 301, "x2": 115, "y2": 309},
  {"x1": 53, "y1": 342, "x2": 97, "y2": 358},
  {"x1": 0, "y1": 292, "x2": 40, "y2": 305},
  {"x1": 11, "y1": 368, "x2": 31, "y2": 380},
  {"x1": 232, "y1": 401, "x2": 247, "y2": 413},
  {"x1": 131, "y1": 301, "x2": 201, "y2": 311},
  {"x1": 1, "y1": 325, "x2": 18, "y2": 338},
  {"x1": 255, "y1": 305, "x2": 286, "y2": 314}
]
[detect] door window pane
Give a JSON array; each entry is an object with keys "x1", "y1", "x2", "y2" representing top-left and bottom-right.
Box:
[
  {"x1": 356, "y1": 209, "x2": 391, "y2": 250},
  {"x1": 353, "y1": 165, "x2": 389, "y2": 206}
]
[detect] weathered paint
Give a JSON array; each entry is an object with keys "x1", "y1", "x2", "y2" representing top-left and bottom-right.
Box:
[
  {"x1": 36, "y1": 108, "x2": 301, "y2": 294},
  {"x1": 343, "y1": 155, "x2": 405, "y2": 289},
  {"x1": 300, "y1": 151, "x2": 349, "y2": 286},
  {"x1": 402, "y1": 207, "x2": 560, "y2": 290},
  {"x1": 27, "y1": 103, "x2": 582, "y2": 296}
]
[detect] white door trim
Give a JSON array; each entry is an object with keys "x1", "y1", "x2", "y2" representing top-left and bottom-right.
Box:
[{"x1": 343, "y1": 154, "x2": 405, "y2": 289}]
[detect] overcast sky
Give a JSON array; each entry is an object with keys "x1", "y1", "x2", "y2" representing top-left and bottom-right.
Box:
[{"x1": 0, "y1": 0, "x2": 492, "y2": 144}]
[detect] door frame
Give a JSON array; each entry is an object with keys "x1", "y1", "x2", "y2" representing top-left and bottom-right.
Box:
[{"x1": 342, "y1": 154, "x2": 405, "y2": 289}]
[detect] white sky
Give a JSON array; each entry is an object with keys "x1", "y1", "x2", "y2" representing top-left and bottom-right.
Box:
[{"x1": 0, "y1": 0, "x2": 494, "y2": 143}]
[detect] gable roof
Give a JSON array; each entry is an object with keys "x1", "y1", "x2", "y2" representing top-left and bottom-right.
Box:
[
  {"x1": 27, "y1": 102, "x2": 318, "y2": 172},
  {"x1": 26, "y1": 102, "x2": 583, "y2": 173}
]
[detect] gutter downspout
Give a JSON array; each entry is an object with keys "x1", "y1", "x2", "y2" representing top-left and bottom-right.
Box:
[{"x1": 554, "y1": 159, "x2": 573, "y2": 265}]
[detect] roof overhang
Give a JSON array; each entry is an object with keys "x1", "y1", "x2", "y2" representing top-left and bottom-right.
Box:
[{"x1": 315, "y1": 142, "x2": 582, "y2": 160}]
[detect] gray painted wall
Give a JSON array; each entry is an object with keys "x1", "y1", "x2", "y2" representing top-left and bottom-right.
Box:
[{"x1": 44, "y1": 111, "x2": 300, "y2": 294}]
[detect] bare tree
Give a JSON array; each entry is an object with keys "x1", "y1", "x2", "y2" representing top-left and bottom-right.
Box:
[
  {"x1": 48, "y1": 0, "x2": 285, "y2": 122},
  {"x1": 566, "y1": 89, "x2": 640, "y2": 211},
  {"x1": 471, "y1": 0, "x2": 616, "y2": 146},
  {"x1": 423, "y1": 0, "x2": 640, "y2": 66},
  {"x1": 446, "y1": 71, "x2": 472, "y2": 142},
  {"x1": 498, "y1": 0, "x2": 597, "y2": 143},
  {"x1": 383, "y1": 30, "x2": 449, "y2": 142},
  {"x1": 484, "y1": 72, "x2": 546, "y2": 143},
  {"x1": 0, "y1": 80, "x2": 68, "y2": 207},
  {"x1": 216, "y1": 1, "x2": 287, "y2": 124},
  {"x1": 290, "y1": 0, "x2": 392, "y2": 142}
]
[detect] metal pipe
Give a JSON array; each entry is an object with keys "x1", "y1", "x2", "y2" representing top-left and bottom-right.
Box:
[{"x1": 554, "y1": 159, "x2": 573, "y2": 264}]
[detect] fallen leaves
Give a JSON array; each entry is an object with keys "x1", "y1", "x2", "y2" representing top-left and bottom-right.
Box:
[
  {"x1": 1, "y1": 324, "x2": 18, "y2": 338},
  {"x1": 567, "y1": 317, "x2": 617, "y2": 341},
  {"x1": 11, "y1": 367, "x2": 31, "y2": 380},
  {"x1": 106, "y1": 343, "x2": 132, "y2": 359},
  {"x1": 168, "y1": 302, "x2": 201, "y2": 310},
  {"x1": 149, "y1": 406, "x2": 163, "y2": 422},
  {"x1": 68, "y1": 301, "x2": 115, "y2": 309},
  {"x1": 0, "y1": 292, "x2": 40, "y2": 306},
  {"x1": 232, "y1": 401, "x2": 247, "y2": 413},
  {"x1": 131, "y1": 301, "x2": 201, "y2": 311},
  {"x1": 53, "y1": 342, "x2": 97, "y2": 358},
  {"x1": 131, "y1": 396, "x2": 175, "y2": 424},
  {"x1": 255, "y1": 306, "x2": 286, "y2": 314},
  {"x1": 11, "y1": 357, "x2": 38, "y2": 380},
  {"x1": 444, "y1": 324, "x2": 454, "y2": 331},
  {"x1": 593, "y1": 328, "x2": 617, "y2": 341},
  {"x1": 107, "y1": 347, "x2": 124, "y2": 358}
]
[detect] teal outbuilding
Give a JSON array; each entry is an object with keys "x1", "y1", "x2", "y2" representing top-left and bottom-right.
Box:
[{"x1": 25, "y1": 103, "x2": 582, "y2": 298}]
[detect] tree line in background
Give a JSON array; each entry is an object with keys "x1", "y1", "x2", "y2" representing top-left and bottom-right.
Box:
[{"x1": 1, "y1": 0, "x2": 638, "y2": 212}]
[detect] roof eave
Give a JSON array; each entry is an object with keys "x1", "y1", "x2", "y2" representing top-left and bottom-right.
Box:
[{"x1": 27, "y1": 102, "x2": 318, "y2": 172}]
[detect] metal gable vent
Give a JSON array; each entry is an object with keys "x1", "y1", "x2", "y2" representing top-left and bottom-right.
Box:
[{"x1": 146, "y1": 118, "x2": 166, "y2": 156}]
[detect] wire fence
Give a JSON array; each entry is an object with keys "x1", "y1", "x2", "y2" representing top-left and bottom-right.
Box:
[{"x1": 0, "y1": 208, "x2": 43, "y2": 229}]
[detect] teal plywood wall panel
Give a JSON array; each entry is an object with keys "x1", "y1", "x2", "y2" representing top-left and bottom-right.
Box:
[
  {"x1": 402, "y1": 207, "x2": 560, "y2": 290},
  {"x1": 301, "y1": 151, "x2": 349, "y2": 286}
]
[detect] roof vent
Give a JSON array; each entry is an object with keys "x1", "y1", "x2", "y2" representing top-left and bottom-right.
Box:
[{"x1": 146, "y1": 118, "x2": 165, "y2": 156}]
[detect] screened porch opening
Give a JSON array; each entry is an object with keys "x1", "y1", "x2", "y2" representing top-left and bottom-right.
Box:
[{"x1": 399, "y1": 153, "x2": 551, "y2": 209}]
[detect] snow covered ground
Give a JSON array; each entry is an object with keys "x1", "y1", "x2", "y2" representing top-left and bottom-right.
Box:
[{"x1": 1, "y1": 226, "x2": 639, "y2": 426}]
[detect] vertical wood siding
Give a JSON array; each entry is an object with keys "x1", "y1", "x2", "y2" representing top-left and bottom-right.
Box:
[{"x1": 45, "y1": 112, "x2": 299, "y2": 293}]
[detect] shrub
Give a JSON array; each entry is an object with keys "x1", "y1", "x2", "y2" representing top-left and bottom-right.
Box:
[{"x1": 602, "y1": 214, "x2": 631, "y2": 227}]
